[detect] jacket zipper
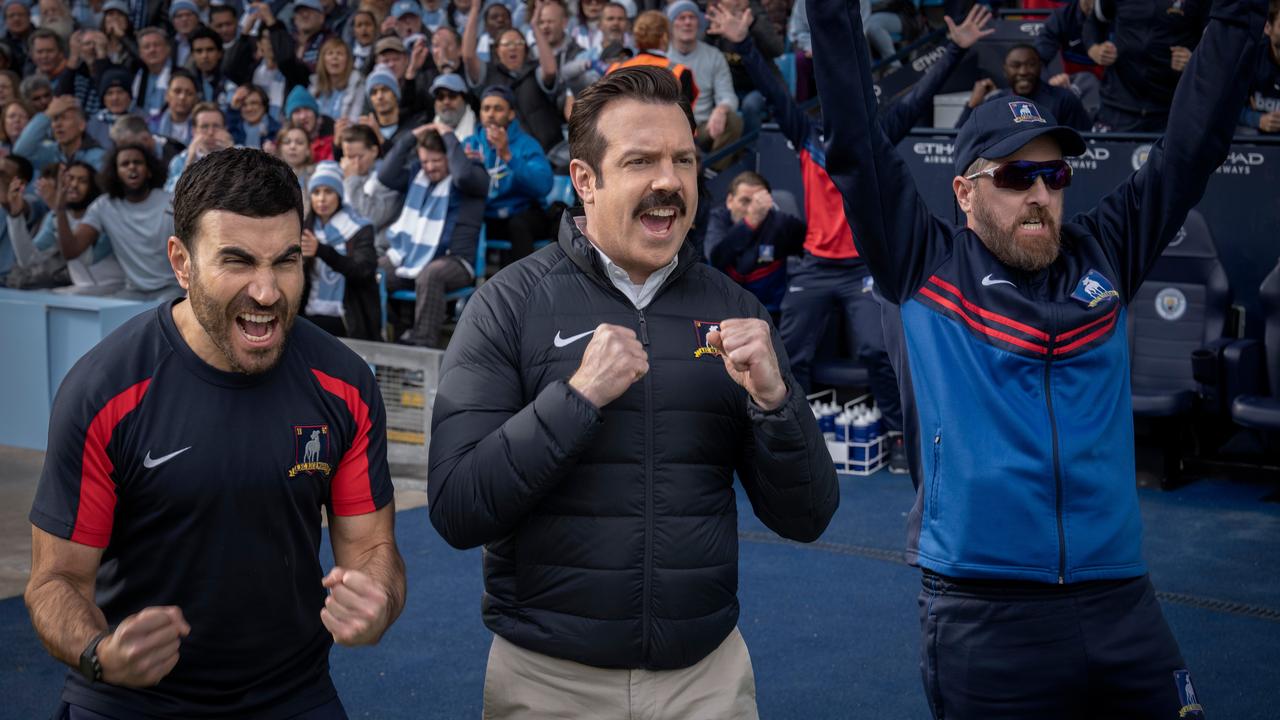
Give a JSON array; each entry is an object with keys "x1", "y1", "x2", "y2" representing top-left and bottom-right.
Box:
[
  {"x1": 637, "y1": 308, "x2": 655, "y2": 660},
  {"x1": 1043, "y1": 307, "x2": 1066, "y2": 584}
]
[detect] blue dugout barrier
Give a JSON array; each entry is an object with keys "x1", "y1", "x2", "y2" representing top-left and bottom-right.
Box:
[{"x1": 0, "y1": 289, "x2": 163, "y2": 450}]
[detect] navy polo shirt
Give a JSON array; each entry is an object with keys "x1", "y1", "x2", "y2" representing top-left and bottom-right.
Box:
[{"x1": 30, "y1": 299, "x2": 393, "y2": 719}]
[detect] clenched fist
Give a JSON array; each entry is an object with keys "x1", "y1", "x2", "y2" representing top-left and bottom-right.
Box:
[
  {"x1": 568, "y1": 324, "x2": 648, "y2": 408},
  {"x1": 321, "y1": 567, "x2": 393, "y2": 646},
  {"x1": 706, "y1": 318, "x2": 787, "y2": 411},
  {"x1": 97, "y1": 606, "x2": 191, "y2": 687}
]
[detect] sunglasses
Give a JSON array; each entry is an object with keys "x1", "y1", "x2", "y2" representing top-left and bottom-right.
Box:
[{"x1": 965, "y1": 159, "x2": 1072, "y2": 191}]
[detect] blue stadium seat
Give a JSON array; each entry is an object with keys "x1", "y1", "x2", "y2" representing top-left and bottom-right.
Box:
[
  {"x1": 1229, "y1": 260, "x2": 1280, "y2": 431},
  {"x1": 386, "y1": 228, "x2": 487, "y2": 331},
  {"x1": 546, "y1": 174, "x2": 576, "y2": 207},
  {"x1": 775, "y1": 52, "x2": 797, "y2": 97},
  {"x1": 1128, "y1": 210, "x2": 1232, "y2": 418}
]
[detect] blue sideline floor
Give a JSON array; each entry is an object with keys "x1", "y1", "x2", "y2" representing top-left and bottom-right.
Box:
[{"x1": 2, "y1": 472, "x2": 1278, "y2": 719}]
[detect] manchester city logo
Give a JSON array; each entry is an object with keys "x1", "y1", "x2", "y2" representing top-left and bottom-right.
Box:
[
  {"x1": 1155, "y1": 288, "x2": 1188, "y2": 321},
  {"x1": 1132, "y1": 144, "x2": 1153, "y2": 170}
]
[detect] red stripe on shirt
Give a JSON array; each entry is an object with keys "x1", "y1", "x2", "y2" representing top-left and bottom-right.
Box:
[
  {"x1": 1057, "y1": 307, "x2": 1119, "y2": 342},
  {"x1": 72, "y1": 378, "x2": 151, "y2": 547},
  {"x1": 927, "y1": 275, "x2": 1051, "y2": 341},
  {"x1": 919, "y1": 286, "x2": 1050, "y2": 355},
  {"x1": 312, "y1": 369, "x2": 376, "y2": 516},
  {"x1": 1054, "y1": 313, "x2": 1119, "y2": 355},
  {"x1": 726, "y1": 260, "x2": 785, "y2": 284}
]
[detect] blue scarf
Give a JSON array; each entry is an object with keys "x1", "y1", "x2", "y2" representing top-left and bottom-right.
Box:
[
  {"x1": 385, "y1": 170, "x2": 452, "y2": 279},
  {"x1": 306, "y1": 208, "x2": 371, "y2": 317}
]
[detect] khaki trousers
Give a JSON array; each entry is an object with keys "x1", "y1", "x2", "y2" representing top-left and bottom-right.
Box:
[{"x1": 481, "y1": 627, "x2": 760, "y2": 720}]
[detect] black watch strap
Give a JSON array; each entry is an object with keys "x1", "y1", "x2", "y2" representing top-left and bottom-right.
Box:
[{"x1": 79, "y1": 629, "x2": 109, "y2": 683}]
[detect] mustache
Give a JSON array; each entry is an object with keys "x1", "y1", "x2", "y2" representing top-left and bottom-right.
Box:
[{"x1": 633, "y1": 190, "x2": 686, "y2": 218}]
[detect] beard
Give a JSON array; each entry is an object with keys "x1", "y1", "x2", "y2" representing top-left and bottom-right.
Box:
[
  {"x1": 971, "y1": 194, "x2": 1061, "y2": 272},
  {"x1": 187, "y1": 263, "x2": 298, "y2": 374},
  {"x1": 437, "y1": 104, "x2": 464, "y2": 128}
]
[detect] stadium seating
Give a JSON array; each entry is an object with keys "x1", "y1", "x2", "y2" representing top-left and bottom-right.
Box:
[
  {"x1": 385, "y1": 228, "x2": 488, "y2": 340},
  {"x1": 1128, "y1": 210, "x2": 1232, "y2": 418},
  {"x1": 1228, "y1": 260, "x2": 1280, "y2": 432}
]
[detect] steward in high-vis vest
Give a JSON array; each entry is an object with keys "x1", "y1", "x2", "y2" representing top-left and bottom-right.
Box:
[{"x1": 608, "y1": 10, "x2": 699, "y2": 107}]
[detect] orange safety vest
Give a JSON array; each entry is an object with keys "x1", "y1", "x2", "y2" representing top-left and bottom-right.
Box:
[{"x1": 607, "y1": 51, "x2": 700, "y2": 107}]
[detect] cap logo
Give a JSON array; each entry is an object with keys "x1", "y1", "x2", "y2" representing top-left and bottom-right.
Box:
[{"x1": 1008, "y1": 101, "x2": 1045, "y2": 124}]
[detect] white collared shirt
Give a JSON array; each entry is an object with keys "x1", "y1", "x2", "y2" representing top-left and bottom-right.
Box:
[{"x1": 590, "y1": 243, "x2": 678, "y2": 310}]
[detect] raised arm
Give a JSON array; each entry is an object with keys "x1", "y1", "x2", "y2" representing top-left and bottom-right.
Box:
[
  {"x1": 1079, "y1": 0, "x2": 1266, "y2": 300},
  {"x1": 712, "y1": 7, "x2": 811, "y2": 151},
  {"x1": 445, "y1": 131, "x2": 490, "y2": 197},
  {"x1": 880, "y1": 4, "x2": 995, "y2": 144},
  {"x1": 808, "y1": 0, "x2": 951, "y2": 303},
  {"x1": 461, "y1": 0, "x2": 485, "y2": 88}
]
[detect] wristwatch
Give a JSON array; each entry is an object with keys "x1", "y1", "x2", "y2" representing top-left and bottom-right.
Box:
[{"x1": 79, "y1": 630, "x2": 110, "y2": 683}]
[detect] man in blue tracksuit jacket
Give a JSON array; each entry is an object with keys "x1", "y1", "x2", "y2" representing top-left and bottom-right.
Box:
[{"x1": 810, "y1": 0, "x2": 1263, "y2": 716}]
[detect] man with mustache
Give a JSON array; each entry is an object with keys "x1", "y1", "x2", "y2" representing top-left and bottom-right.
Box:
[
  {"x1": 810, "y1": 0, "x2": 1264, "y2": 716},
  {"x1": 26, "y1": 148, "x2": 405, "y2": 719},
  {"x1": 428, "y1": 66, "x2": 838, "y2": 719}
]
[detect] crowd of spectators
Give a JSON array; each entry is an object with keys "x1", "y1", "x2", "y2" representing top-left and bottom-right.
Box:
[{"x1": 0, "y1": 0, "x2": 1275, "y2": 350}]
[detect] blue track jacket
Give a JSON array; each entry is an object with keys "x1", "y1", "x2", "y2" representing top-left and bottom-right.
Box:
[{"x1": 809, "y1": 0, "x2": 1264, "y2": 583}]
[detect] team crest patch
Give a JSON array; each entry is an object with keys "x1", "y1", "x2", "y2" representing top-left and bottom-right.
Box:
[
  {"x1": 1009, "y1": 101, "x2": 1045, "y2": 124},
  {"x1": 289, "y1": 425, "x2": 333, "y2": 477},
  {"x1": 1071, "y1": 269, "x2": 1120, "y2": 308},
  {"x1": 1155, "y1": 287, "x2": 1188, "y2": 321},
  {"x1": 692, "y1": 320, "x2": 723, "y2": 359},
  {"x1": 1173, "y1": 669, "x2": 1204, "y2": 718}
]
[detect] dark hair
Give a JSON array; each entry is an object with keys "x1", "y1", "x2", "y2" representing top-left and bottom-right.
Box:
[
  {"x1": 1006, "y1": 43, "x2": 1040, "y2": 60},
  {"x1": 417, "y1": 129, "x2": 446, "y2": 153},
  {"x1": 5, "y1": 153, "x2": 32, "y2": 183},
  {"x1": 39, "y1": 161, "x2": 61, "y2": 179},
  {"x1": 240, "y1": 83, "x2": 270, "y2": 108},
  {"x1": 433, "y1": 25, "x2": 461, "y2": 44},
  {"x1": 569, "y1": 65, "x2": 694, "y2": 179},
  {"x1": 28, "y1": 29, "x2": 66, "y2": 56},
  {"x1": 173, "y1": 148, "x2": 302, "y2": 249},
  {"x1": 66, "y1": 160, "x2": 102, "y2": 206},
  {"x1": 209, "y1": 4, "x2": 236, "y2": 20},
  {"x1": 729, "y1": 170, "x2": 769, "y2": 195},
  {"x1": 99, "y1": 143, "x2": 166, "y2": 198},
  {"x1": 1270, "y1": 0, "x2": 1279, "y2": 23},
  {"x1": 484, "y1": 2, "x2": 511, "y2": 21},
  {"x1": 340, "y1": 123, "x2": 380, "y2": 152},
  {"x1": 168, "y1": 67, "x2": 198, "y2": 93},
  {"x1": 189, "y1": 25, "x2": 222, "y2": 51}
]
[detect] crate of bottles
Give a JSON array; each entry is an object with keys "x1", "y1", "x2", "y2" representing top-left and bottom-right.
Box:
[{"x1": 808, "y1": 390, "x2": 887, "y2": 476}]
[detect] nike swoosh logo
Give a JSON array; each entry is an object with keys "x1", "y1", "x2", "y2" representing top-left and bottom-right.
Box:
[
  {"x1": 981, "y1": 274, "x2": 1016, "y2": 288},
  {"x1": 143, "y1": 447, "x2": 192, "y2": 469},
  {"x1": 553, "y1": 329, "x2": 595, "y2": 348}
]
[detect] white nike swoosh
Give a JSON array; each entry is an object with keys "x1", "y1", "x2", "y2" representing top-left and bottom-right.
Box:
[
  {"x1": 143, "y1": 447, "x2": 192, "y2": 469},
  {"x1": 553, "y1": 329, "x2": 595, "y2": 348},
  {"x1": 981, "y1": 274, "x2": 1016, "y2": 288}
]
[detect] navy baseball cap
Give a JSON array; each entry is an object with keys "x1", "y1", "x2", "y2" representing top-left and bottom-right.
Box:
[
  {"x1": 952, "y1": 96, "x2": 1086, "y2": 177},
  {"x1": 481, "y1": 84, "x2": 515, "y2": 108}
]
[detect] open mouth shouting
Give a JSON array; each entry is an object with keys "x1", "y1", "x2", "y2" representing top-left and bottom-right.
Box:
[
  {"x1": 634, "y1": 191, "x2": 686, "y2": 240},
  {"x1": 235, "y1": 310, "x2": 279, "y2": 347}
]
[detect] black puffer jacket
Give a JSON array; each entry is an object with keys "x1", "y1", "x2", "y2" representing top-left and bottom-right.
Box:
[{"x1": 428, "y1": 211, "x2": 839, "y2": 670}]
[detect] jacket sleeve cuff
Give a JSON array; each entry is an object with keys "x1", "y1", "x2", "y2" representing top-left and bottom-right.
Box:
[{"x1": 747, "y1": 389, "x2": 794, "y2": 420}]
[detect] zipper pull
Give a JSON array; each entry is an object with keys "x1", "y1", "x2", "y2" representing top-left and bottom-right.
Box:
[
  {"x1": 637, "y1": 311, "x2": 650, "y2": 346},
  {"x1": 1058, "y1": 575, "x2": 1064, "y2": 585}
]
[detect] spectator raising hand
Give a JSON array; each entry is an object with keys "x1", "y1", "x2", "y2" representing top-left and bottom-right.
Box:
[
  {"x1": 944, "y1": 3, "x2": 996, "y2": 50},
  {"x1": 967, "y1": 77, "x2": 997, "y2": 108},
  {"x1": 707, "y1": 2, "x2": 752, "y2": 44},
  {"x1": 300, "y1": 228, "x2": 318, "y2": 257},
  {"x1": 4, "y1": 175, "x2": 25, "y2": 215}
]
